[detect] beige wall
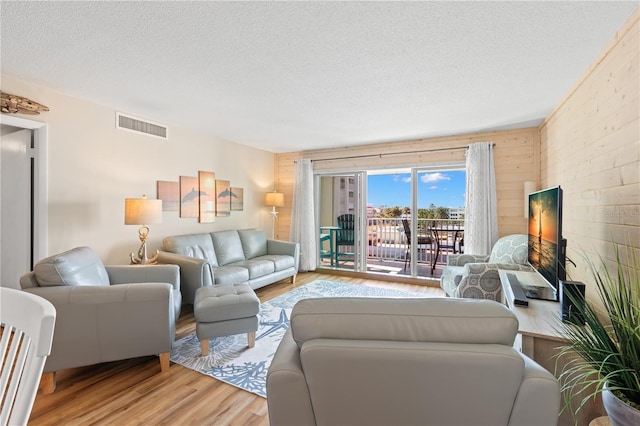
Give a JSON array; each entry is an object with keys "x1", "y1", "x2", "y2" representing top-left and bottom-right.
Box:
[
  {"x1": 539, "y1": 9, "x2": 639, "y2": 291},
  {"x1": 276, "y1": 9, "x2": 639, "y2": 297},
  {"x1": 1, "y1": 76, "x2": 276, "y2": 264},
  {"x1": 275, "y1": 127, "x2": 539, "y2": 241}
]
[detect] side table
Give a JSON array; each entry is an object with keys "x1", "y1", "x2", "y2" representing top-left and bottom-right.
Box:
[{"x1": 498, "y1": 270, "x2": 606, "y2": 425}]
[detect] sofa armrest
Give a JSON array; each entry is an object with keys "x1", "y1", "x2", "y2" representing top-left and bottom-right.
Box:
[
  {"x1": 267, "y1": 239, "x2": 300, "y2": 271},
  {"x1": 23, "y1": 283, "x2": 175, "y2": 373},
  {"x1": 457, "y1": 263, "x2": 502, "y2": 300},
  {"x1": 106, "y1": 264, "x2": 180, "y2": 291},
  {"x1": 266, "y1": 329, "x2": 316, "y2": 426},
  {"x1": 456, "y1": 263, "x2": 534, "y2": 300},
  {"x1": 510, "y1": 354, "x2": 561, "y2": 426},
  {"x1": 157, "y1": 251, "x2": 214, "y2": 304},
  {"x1": 447, "y1": 253, "x2": 490, "y2": 266}
]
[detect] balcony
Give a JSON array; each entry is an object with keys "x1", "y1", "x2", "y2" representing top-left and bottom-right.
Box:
[{"x1": 319, "y1": 218, "x2": 464, "y2": 279}]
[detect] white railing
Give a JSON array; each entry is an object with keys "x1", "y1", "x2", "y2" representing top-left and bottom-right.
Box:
[{"x1": 366, "y1": 218, "x2": 464, "y2": 262}]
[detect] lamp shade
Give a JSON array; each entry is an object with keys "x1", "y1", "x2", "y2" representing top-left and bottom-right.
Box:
[
  {"x1": 124, "y1": 195, "x2": 163, "y2": 225},
  {"x1": 265, "y1": 191, "x2": 284, "y2": 207}
]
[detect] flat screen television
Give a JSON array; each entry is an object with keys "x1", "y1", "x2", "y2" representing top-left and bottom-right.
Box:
[{"x1": 527, "y1": 185, "x2": 566, "y2": 302}]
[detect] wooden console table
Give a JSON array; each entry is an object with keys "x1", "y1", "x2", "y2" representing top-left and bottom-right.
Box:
[{"x1": 499, "y1": 270, "x2": 606, "y2": 426}]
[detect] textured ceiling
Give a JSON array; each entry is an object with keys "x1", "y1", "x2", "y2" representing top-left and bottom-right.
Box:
[{"x1": 1, "y1": 1, "x2": 637, "y2": 153}]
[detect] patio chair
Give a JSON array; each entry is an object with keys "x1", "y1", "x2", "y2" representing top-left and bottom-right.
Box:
[
  {"x1": 401, "y1": 219, "x2": 433, "y2": 270},
  {"x1": 431, "y1": 227, "x2": 464, "y2": 274},
  {"x1": 335, "y1": 214, "x2": 355, "y2": 267}
]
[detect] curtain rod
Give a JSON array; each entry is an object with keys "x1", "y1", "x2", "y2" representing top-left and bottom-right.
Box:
[{"x1": 302, "y1": 145, "x2": 469, "y2": 163}]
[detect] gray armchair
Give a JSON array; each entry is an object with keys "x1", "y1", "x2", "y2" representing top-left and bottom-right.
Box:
[
  {"x1": 19, "y1": 246, "x2": 181, "y2": 393},
  {"x1": 266, "y1": 297, "x2": 560, "y2": 426},
  {"x1": 440, "y1": 234, "x2": 532, "y2": 300}
]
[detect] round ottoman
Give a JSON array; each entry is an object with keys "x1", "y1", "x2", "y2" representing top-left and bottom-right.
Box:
[{"x1": 194, "y1": 283, "x2": 260, "y2": 356}]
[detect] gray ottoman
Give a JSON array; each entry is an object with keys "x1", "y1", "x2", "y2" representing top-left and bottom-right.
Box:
[{"x1": 194, "y1": 284, "x2": 260, "y2": 356}]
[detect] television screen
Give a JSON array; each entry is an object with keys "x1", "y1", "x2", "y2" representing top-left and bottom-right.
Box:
[{"x1": 527, "y1": 185, "x2": 564, "y2": 301}]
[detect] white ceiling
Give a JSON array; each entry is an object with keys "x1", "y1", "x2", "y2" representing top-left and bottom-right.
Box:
[{"x1": 1, "y1": 1, "x2": 637, "y2": 153}]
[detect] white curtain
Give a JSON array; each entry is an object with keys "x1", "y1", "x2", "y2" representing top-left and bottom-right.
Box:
[
  {"x1": 464, "y1": 142, "x2": 498, "y2": 255},
  {"x1": 290, "y1": 158, "x2": 317, "y2": 271}
]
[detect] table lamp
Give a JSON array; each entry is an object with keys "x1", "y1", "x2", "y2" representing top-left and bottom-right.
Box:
[
  {"x1": 265, "y1": 191, "x2": 284, "y2": 238},
  {"x1": 124, "y1": 194, "x2": 163, "y2": 264}
]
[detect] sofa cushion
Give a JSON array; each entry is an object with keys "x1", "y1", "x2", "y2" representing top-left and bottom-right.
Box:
[
  {"x1": 231, "y1": 259, "x2": 275, "y2": 279},
  {"x1": 290, "y1": 297, "x2": 518, "y2": 349},
  {"x1": 161, "y1": 233, "x2": 218, "y2": 265},
  {"x1": 33, "y1": 246, "x2": 110, "y2": 287},
  {"x1": 256, "y1": 254, "x2": 295, "y2": 271},
  {"x1": 238, "y1": 229, "x2": 268, "y2": 259},
  {"x1": 212, "y1": 230, "x2": 245, "y2": 265},
  {"x1": 213, "y1": 265, "x2": 250, "y2": 285}
]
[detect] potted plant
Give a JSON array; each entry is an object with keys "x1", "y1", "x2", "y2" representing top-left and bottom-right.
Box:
[{"x1": 557, "y1": 243, "x2": 639, "y2": 425}]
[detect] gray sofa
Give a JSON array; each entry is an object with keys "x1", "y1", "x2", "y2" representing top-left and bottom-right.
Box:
[
  {"x1": 158, "y1": 228, "x2": 299, "y2": 304},
  {"x1": 267, "y1": 297, "x2": 561, "y2": 426},
  {"x1": 19, "y1": 246, "x2": 181, "y2": 393}
]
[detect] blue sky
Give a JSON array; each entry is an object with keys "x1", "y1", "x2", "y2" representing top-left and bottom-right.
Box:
[{"x1": 368, "y1": 170, "x2": 466, "y2": 209}]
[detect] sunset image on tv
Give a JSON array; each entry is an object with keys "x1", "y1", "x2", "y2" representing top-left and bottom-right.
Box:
[{"x1": 528, "y1": 187, "x2": 561, "y2": 286}]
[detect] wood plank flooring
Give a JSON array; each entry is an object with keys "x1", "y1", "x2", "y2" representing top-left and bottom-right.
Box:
[{"x1": 29, "y1": 272, "x2": 444, "y2": 425}]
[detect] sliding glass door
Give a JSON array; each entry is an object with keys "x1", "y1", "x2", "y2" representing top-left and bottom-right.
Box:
[
  {"x1": 316, "y1": 172, "x2": 366, "y2": 271},
  {"x1": 315, "y1": 165, "x2": 465, "y2": 279}
]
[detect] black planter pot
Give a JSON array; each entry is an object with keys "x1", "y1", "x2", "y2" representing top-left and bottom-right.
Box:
[{"x1": 602, "y1": 382, "x2": 640, "y2": 426}]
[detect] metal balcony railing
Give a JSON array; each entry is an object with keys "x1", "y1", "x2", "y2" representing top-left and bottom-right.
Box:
[{"x1": 366, "y1": 218, "x2": 464, "y2": 262}]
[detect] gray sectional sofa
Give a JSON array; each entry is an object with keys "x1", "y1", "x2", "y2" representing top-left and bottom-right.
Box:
[{"x1": 158, "y1": 228, "x2": 299, "y2": 304}]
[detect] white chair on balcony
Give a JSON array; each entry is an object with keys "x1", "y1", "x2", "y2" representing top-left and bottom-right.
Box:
[{"x1": 1, "y1": 287, "x2": 56, "y2": 426}]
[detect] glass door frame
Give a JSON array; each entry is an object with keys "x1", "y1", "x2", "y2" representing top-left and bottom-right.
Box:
[
  {"x1": 314, "y1": 171, "x2": 367, "y2": 272},
  {"x1": 314, "y1": 162, "x2": 465, "y2": 277}
]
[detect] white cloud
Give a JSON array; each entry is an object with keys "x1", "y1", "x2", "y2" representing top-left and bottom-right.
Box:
[
  {"x1": 429, "y1": 185, "x2": 438, "y2": 190},
  {"x1": 420, "y1": 172, "x2": 451, "y2": 184},
  {"x1": 402, "y1": 177, "x2": 411, "y2": 183}
]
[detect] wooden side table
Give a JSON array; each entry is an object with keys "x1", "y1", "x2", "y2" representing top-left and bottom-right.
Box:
[{"x1": 499, "y1": 270, "x2": 607, "y2": 425}]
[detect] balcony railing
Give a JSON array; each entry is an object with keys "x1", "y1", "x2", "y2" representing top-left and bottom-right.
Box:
[
  {"x1": 367, "y1": 218, "x2": 464, "y2": 263},
  {"x1": 319, "y1": 217, "x2": 464, "y2": 277}
]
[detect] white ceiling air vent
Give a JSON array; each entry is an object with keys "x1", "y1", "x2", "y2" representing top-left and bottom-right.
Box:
[{"x1": 116, "y1": 112, "x2": 168, "y2": 139}]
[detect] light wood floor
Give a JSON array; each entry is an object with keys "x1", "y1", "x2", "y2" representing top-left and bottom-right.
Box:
[{"x1": 29, "y1": 272, "x2": 444, "y2": 425}]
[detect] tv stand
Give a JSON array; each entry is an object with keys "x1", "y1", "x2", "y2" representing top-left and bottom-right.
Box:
[{"x1": 498, "y1": 270, "x2": 605, "y2": 425}]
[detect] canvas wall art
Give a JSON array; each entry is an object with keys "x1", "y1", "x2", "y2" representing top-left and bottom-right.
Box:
[
  {"x1": 179, "y1": 176, "x2": 199, "y2": 218},
  {"x1": 230, "y1": 187, "x2": 244, "y2": 211},
  {"x1": 157, "y1": 180, "x2": 179, "y2": 211},
  {"x1": 215, "y1": 180, "x2": 231, "y2": 217},
  {"x1": 198, "y1": 171, "x2": 216, "y2": 223}
]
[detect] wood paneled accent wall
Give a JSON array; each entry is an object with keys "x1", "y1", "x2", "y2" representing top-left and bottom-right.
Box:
[
  {"x1": 274, "y1": 127, "x2": 539, "y2": 243},
  {"x1": 539, "y1": 8, "x2": 639, "y2": 288}
]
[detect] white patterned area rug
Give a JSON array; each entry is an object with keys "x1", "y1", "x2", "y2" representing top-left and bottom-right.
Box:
[{"x1": 170, "y1": 279, "x2": 430, "y2": 398}]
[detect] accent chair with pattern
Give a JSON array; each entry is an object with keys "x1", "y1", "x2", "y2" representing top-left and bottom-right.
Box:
[{"x1": 440, "y1": 234, "x2": 532, "y2": 300}]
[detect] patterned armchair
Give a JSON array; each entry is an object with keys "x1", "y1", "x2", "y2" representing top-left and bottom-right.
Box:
[{"x1": 440, "y1": 234, "x2": 533, "y2": 300}]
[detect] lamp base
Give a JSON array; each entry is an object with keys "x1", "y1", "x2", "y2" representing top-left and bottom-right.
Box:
[
  {"x1": 268, "y1": 208, "x2": 279, "y2": 239},
  {"x1": 130, "y1": 242, "x2": 159, "y2": 265},
  {"x1": 130, "y1": 226, "x2": 158, "y2": 265}
]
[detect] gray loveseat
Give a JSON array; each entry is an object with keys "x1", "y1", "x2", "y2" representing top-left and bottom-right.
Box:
[{"x1": 158, "y1": 228, "x2": 299, "y2": 304}]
